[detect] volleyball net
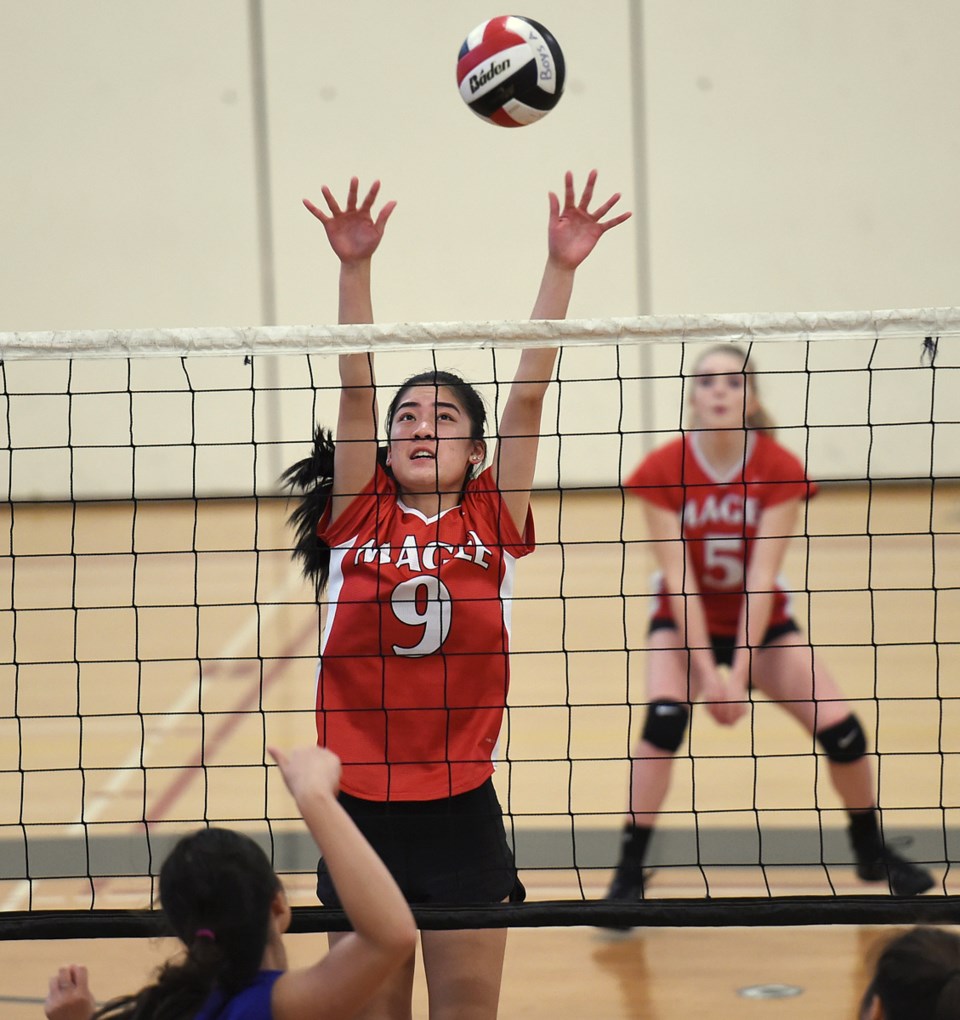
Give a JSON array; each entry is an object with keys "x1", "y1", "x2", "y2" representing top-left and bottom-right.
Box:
[{"x1": 2, "y1": 308, "x2": 959, "y2": 937}]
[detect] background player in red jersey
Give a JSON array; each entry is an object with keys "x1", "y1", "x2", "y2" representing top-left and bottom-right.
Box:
[
  {"x1": 606, "y1": 343, "x2": 933, "y2": 910},
  {"x1": 285, "y1": 172, "x2": 629, "y2": 1020}
]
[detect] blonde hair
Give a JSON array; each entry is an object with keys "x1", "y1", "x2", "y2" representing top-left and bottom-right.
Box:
[{"x1": 686, "y1": 343, "x2": 776, "y2": 433}]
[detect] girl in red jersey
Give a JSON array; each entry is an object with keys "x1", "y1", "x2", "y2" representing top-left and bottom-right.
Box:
[
  {"x1": 285, "y1": 172, "x2": 629, "y2": 1020},
  {"x1": 606, "y1": 343, "x2": 933, "y2": 910}
]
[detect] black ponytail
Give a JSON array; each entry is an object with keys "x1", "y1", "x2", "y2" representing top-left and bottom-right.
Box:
[
  {"x1": 92, "y1": 829, "x2": 280, "y2": 1019},
  {"x1": 281, "y1": 425, "x2": 336, "y2": 596}
]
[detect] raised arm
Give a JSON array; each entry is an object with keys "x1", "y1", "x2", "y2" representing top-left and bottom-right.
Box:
[
  {"x1": 303, "y1": 178, "x2": 396, "y2": 524},
  {"x1": 494, "y1": 170, "x2": 631, "y2": 530},
  {"x1": 269, "y1": 746, "x2": 416, "y2": 1020}
]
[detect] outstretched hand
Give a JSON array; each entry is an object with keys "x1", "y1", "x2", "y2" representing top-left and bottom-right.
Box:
[
  {"x1": 547, "y1": 169, "x2": 631, "y2": 271},
  {"x1": 269, "y1": 744, "x2": 342, "y2": 805},
  {"x1": 303, "y1": 177, "x2": 396, "y2": 265}
]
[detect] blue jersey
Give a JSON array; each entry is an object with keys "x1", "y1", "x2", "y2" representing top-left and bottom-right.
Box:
[{"x1": 194, "y1": 970, "x2": 282, "y2": 1020}]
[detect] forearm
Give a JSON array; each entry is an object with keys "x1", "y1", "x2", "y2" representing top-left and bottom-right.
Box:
[
  {"x1": 504, "y1": 258, "x2": 569, "y2": 421},
  {"x1": 732, "y1": 586, "x2": 776, "y2": 669},
  {"x1": 650, "y1": 524, "x2": 717, "y2": 679},
  {"x1": 664, "y1": 590, "x2": 716, "y2": 679},
  {"x1": 507, "y1": 348, "x2": 559, "y2": 413},
  {"x1": 335, "y1": 258, "x2": 378, "y2": 423},
  {"x1": 530, "y1": 259, "x2": 576, "y2": 320},
  {"x1": 338, "y1": 260, "x2": 373, "y2": 325},
  {"x1": 732, "y1": 510, "x2": 796, "y2": 668},
  {"x1": 339, "y1": 351, "x2": 376, "y2": 395},
  {"x1": 731, "y1": 526, "x2": 792, "y2": 674},
  {"x1": 300, "y1": 791, "x2": 415, "y2": 950}
]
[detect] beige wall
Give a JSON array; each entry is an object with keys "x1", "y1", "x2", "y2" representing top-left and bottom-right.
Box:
[
  {"x1": 643, "y1": 0, "x2": 960, "y2": 314},
  {"x1": 1, "y1": 1, "x2": 957, "y2": 494}
]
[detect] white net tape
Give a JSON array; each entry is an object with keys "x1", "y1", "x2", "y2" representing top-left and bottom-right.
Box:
[{"x1": 1, "y1": 307, "x2": 958, "y2": 359}]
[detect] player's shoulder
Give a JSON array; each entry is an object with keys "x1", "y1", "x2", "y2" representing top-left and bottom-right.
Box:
[
  {"x1": 462, "y1": 467, "x2": 507, "y2": 523},
  {"x1": 651, "y1": 435, "x2": 686, "y2": 461},
  {"x1": 631, "y1": 435, "x2": 685, "y2": 475},
  {"x1": 321, "y1": 464, "x2": 400, "y2": 543},
  {"x1": 752, "y1": 432, "x2": 806, "y2": 473}
]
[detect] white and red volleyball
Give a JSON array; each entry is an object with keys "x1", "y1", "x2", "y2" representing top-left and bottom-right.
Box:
[{"x1": 456, "y1": 15, "x2": 565, "y2": 127}]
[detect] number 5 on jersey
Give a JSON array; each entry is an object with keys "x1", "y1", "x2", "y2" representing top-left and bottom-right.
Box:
[{"x1": 704, "y1": 535, "x2": 744, "y2": 588}]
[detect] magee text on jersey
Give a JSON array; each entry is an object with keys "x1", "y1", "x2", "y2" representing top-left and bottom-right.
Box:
[
  {"x1": 682, "y1": 491, "x2": 760, "y2": 530},
  {"x1": 353, "y1": 530, "x2": 493, "y2": 573}
]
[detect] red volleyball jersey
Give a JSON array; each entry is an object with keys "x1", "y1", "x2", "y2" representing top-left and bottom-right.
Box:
[
  {"x1": 315, "y1": 465, "x2": 534, "y2": 801},
  {"x1": 624, "y1": 433, "x2": 817, "y2": 637}
]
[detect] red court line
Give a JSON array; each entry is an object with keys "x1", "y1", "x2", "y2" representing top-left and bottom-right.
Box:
[
  {"x1": 146, "y1": 614, "x2": 318, "y2": 819},
  {"x1": 77, "y1": 614, "x2": 318, "y2": 902}
]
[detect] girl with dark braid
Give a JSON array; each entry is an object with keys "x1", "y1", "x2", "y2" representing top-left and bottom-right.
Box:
[{"x1": 44, "y1": 745, "x2": 416, "y2": 1020}]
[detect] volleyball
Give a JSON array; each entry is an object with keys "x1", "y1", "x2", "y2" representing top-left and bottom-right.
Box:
[{"x1": 456, "y1": 15, "x2": 565, "y2": 127}]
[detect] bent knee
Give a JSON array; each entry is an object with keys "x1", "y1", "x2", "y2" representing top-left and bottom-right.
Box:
[
  {"x1": 817, "y1": 713, "x2": 867, "y2": 763},
  {"x1": 641, "y1": 699, "x2": 690, "y2": 753}
]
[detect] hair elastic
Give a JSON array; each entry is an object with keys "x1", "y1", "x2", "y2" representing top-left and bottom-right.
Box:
[{"x1": 194, "y1": 928, "x2": 216, "y2": 942}]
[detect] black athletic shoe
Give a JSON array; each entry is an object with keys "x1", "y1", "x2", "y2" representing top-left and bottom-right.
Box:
[
  {"x1": 855, "y1": 847, "x2": 935, "y2": 897},
  {"x1": 606, "y1": 868, "x2": 649, "y2": 902},
  {"x1": 599, "y1": 868, "x2": 650, "y2": 930}
]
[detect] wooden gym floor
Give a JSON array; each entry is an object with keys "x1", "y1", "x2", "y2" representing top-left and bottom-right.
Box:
[
  {"x1": 0, "y1": 924, "x2": 934, "y2": 1018},
  {"x1": 1, "y1": 482, "x2": 958, "y2": 1016}
]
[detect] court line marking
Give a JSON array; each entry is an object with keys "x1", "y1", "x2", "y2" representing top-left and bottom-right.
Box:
[{"x1": 3, "y1": 568, "x2": 315, "y2": 912}]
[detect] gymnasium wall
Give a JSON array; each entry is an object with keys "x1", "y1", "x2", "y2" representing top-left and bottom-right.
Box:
[{"x1": 1, "y1": 0, "x2": 958, "y2": 495}]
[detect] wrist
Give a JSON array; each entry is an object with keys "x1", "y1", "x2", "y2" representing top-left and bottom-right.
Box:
[
  {"x1": 340, "y1": 258, "x2": 372, "y2": 275},
  {"x1": 295, "y1": 783, "x2": 339, "y2": 812},
  {"x1": 545, "y1": 255, "x2": 577, "y2": 275}
]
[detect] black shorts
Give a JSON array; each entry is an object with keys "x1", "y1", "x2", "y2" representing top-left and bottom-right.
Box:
[
  {"x1": 316, "y1": 778, "x2": 526, "y2": 907},
  {"x1": 648, "y1": 617, "x2": 801, "y2": 668}
]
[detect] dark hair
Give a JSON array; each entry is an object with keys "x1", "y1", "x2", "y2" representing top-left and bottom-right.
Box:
[
  {"x1": 92, "y1": 829, "x2": 280, "y2": 1019},
  {"x1": 281, "y1": 425, "x2": 338, "y2": 597},
  {"x1": 862, "y1": 927, "x2": 960, "y2": 1020},
  {"x1": 283, "y1": 371, "x2": 487, "y2": 595}
]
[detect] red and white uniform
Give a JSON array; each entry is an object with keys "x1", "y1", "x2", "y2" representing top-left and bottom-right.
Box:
[
  {"x1": 316, "y1": 465, "x2": 534, "y2": 802},
  {"x1": 624, "y1": 433, "x2": 817, "y2": 637}
]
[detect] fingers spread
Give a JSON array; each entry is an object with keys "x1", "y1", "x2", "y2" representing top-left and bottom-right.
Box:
[
  {"x1": 360, "y1": 179, "x2": 381, "y2": 212},
  {"x1": 577, "y1": 168, "x2": 598, "y2": 209},
  {"x1": 600, "y1": 210, "x2": 633, "y2": 232},
  {"x1": 374, "y1": 199, "x2": 398, "y2": 231},
  {"x1": 302, "y1": 197, "x2": 329, "y2": 223},
  {"x1": 321, "y1": 185, "x2": 343, "y2": 216}
]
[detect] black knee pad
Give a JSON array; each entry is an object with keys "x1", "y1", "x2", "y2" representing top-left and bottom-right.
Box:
[
  {"x1": 817, "y1": 714, "x2": 867, "y2": 763},
  {"x1": 641, "y1": 699, "x2": 690, "y2": 753}
]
